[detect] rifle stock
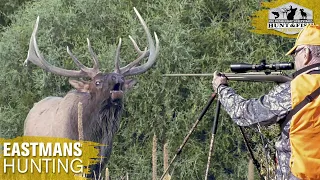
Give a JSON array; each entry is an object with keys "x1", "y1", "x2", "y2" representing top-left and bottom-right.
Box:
[{"x1": 163, "y1": 72, "x2": 292, "y2": 83}]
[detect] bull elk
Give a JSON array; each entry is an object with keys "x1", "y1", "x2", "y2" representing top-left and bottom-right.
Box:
[{"x1": 23, "y1": 7, "x2": 159, "y2": 176}]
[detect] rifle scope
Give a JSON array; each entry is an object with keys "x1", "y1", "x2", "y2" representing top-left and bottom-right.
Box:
[{"x1": 230, "y1": 60, "x2": 294, "y2": 73}]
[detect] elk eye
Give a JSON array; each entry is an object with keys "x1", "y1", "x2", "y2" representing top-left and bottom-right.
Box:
[
  {"x1": 111, "y1": 76, "x2": 116, "y2": 81},
  {"x1": 95, "y1": 81, "x2": 101, "y2": 86}
]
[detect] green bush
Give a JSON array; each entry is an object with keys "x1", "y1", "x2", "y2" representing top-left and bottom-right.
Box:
[{"x1": 0, "y1": 0, "x2": 295, "y2": 179}]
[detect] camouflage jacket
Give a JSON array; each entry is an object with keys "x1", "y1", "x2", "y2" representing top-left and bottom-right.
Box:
[{"x1": 217, "y1": 82, "x2": 300, "y2": 180}]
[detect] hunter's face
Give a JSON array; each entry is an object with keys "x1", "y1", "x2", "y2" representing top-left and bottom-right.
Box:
[{"x1": 292, "y1": 46, "x2": 309, "y2": 70}]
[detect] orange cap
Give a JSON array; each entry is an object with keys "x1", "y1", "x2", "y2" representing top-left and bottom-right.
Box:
[{"x1": 286, "y1": 25, "x2": 320, "y2": 56}]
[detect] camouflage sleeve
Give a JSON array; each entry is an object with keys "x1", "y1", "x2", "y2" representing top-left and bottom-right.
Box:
[{"x1": 217, "y1": 82, "x2": 292, "y2": 126}]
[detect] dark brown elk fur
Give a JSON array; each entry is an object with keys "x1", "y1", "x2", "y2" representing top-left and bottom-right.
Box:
[{"x1": 23, "y1": 7, "x2": 159, "y2": 177}]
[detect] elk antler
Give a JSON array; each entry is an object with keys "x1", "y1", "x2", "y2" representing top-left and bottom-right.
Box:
[
  {"x1": 24, "y1": 16, "x2": 100, "y2": 78},
  {"x1": 114, "y1": 7, "x2": 160, "y2": 76}
]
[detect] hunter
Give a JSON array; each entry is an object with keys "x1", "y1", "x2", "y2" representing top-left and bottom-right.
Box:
[{"x1": 212, "y1": 25, "x2": 320, "y2": 180}]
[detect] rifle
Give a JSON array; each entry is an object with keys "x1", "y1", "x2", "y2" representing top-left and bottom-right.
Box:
[
  {"x1": 163, "y1": 71, "x2": 292, "y2": 83},
  {"x1": 163, "y1": 60, "x2": 294, "y2": 83}
]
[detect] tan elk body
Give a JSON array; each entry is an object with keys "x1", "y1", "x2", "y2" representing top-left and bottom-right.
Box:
[{"x1": 23, "y1": 8, "x2": 159, "y2": 176}]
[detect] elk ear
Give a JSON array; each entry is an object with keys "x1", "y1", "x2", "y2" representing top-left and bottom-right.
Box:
[
  {"x1": 124, "y1": 79, "x2": 137, "y2": 91},
  {"x1": 69, "y1": 79, "x2": 90, "y2": 93}
]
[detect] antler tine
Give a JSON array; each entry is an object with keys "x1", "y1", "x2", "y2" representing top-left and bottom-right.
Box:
[
  {"x1": 120, "y1": 47, "x2": 148, "y2": 74},
  {"x1": 24, "y1": 16, "x2": 97, "y2": 78},
  {"x1": 120, "y1": 7, "x2": 160, "y2": 76},
  {"x1": 87, "y1": 38, "x2": 100, "y2": 71},
  {"x1": 66, "y1": 46, "x2": 99, "y2": 77},
  {"x1": 115, "y1": 35, "x2": 149, "y2": 74},
  {"x1": 128, "y1": 35, "x2": 149, "y2": 57},
  {"x1": 114, "y1": 38, "x2": 122, "y2": 73}
]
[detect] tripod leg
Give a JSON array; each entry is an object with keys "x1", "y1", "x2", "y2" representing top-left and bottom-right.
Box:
[
  {"x1": 239, "y1": 126, "x2": 265, "y2": 180},
  {"x1": 159, "y1": 93, "x2": 217, "y2": 180},
  {"x1": 204, "y1": 100, "x2": 221, "y2": 180}
]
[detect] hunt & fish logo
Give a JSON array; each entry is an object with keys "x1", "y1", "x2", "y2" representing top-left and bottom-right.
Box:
[{"x1": 268, "y1": 2, "x2": 314, "y2": 34}]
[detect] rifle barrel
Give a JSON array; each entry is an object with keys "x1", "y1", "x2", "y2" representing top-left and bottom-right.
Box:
[{"x1": 163, "y1": 72, "x2": 292, "y2": 83}]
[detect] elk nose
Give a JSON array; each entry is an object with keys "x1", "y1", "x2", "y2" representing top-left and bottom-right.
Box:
[
  {"x1": 119, "y1": 77, "x2": 125, "y2": 83},
  {"x1": 111, "y1": 75, "x2": 124, "y2": 84},
  {"x1": 118, "y1": 76, "x2": 125, "y2": 84}
]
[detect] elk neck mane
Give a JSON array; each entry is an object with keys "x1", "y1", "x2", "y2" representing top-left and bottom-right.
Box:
[{"x1": 68, "y1": 90, "x2": 123, "y2": 143}]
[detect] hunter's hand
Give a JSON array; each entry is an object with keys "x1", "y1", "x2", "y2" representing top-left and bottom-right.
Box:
[{"x1": 212, "y1": 71, "x2": 228, "y2": 92}]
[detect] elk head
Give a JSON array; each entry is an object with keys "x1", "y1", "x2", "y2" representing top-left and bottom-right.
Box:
[{"x1": 24, "y1": 7, "x2": 159, "y2": 106}]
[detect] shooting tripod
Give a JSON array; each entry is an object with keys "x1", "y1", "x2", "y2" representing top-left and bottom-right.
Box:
[
  {"x1": 161, "y1": 60, "x2": 294, "y2": 179},
  {"x1": 159, "y1": 93, "x2": 264, "y2": 180}
]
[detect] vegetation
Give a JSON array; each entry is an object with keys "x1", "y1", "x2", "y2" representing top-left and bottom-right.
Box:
[{"x1": 0, "y1": 0, "x2": 295, "y2": 179}]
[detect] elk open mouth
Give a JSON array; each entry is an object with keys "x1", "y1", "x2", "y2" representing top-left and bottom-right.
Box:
[{"x1": 110, "y1": 83, "x2": 123, "y2": 100}]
